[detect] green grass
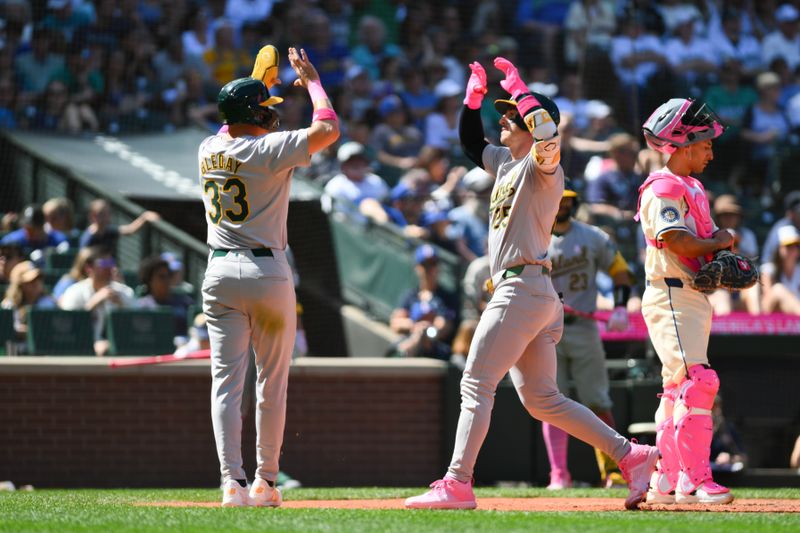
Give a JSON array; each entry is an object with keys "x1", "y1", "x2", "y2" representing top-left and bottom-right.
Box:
[{"x1": 0, "y1": 487, "x2": 798, "y2": 533}]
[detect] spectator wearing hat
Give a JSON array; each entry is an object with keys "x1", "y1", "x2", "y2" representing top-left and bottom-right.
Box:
[
  {"x1": 420, "y1": 209, "x2": 474, "y2": 262},
  {"x1": 0, "y1": 244, "x2": 24, "y2": 285},
  {"x1": 448, "y1": 166, "x2": 492, "y2": 258},
  {"x1": 79, "y1": 199, "x2": 160, "y2": 255},
  {"x1": 707, "y1": 195, "x2": 761, "y2": 315},
  {"x1": 361, "y1": 173, "x2": 429, "y2": 240},
  {"x1": 60, "y1": 247, "x2": 136, "y2": 356},
  {"x1": 370, "y1": 94, "x2": 424, "y2": 182},
  {"x1": 0, "y1": 204, "x2": 67, "y2": 259},
  {"x1": 761, "y1": 225, "x2": 800, "y2": 314},
  {"x1": 762, "y1": 4, "x2": 800, "y2": 71},
  {"x1": 714, "y1": 195, "x2": 758, "y2": 259},
  {"x1": 389, "y1": 244, "x2": 458, "y2": 360},
  {"x1": 416, "y1": 146, "x2": 468, "y2": 213},
  {"x1": 425, "y1": 79, "x2": 462, "y2": 154},
  {"x1": 584, "y1": 133, "x2": 643, "y2": 220},
  {"x1": 762, "y1": 190, "x2": 800, "y2": 262},
  {"x1": 323, "y1": 141, "x2": 389, "y2": 220},
  {"x1": 136, "y1": 254, "x2": 194, "y2": 338},
  {"x1": 582, "y1": 99, "x2": 619, "y2": 141},
  {"x1": 741, "y1": 72, "x2": 790, "y2": 191},
  {"x1": 160, "y1": 251, "x2": 194, "y2": 295},
  {"x1": 1, "y1": 260, "x2": 57, "y2": 345}
]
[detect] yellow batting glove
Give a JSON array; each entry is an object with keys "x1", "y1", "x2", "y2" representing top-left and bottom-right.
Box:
[{"x1": 251, "y1": 45, "x2": 280, "y2": 88}]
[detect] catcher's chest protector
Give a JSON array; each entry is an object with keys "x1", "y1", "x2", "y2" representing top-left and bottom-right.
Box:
[{"x1": 635, "y1": 172, "x2": 714, "y2": 272}]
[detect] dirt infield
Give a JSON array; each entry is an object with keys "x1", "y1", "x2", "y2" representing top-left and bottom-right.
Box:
[{"x1": 138, "y1": 498, "x2": 800, "y2": 512}]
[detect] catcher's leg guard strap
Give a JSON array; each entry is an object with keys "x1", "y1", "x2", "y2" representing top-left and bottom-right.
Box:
[
  {"x1": 675, "y1": 366, "x2": 719, "y2": 489},
  {"x1": 654, "y1": 385, "x2": 680, "y2": 492}
]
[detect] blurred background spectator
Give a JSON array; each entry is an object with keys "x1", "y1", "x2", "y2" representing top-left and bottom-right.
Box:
[
  {"x1": 761, "y1": 224, "x2": 800, "y2": 314},
  {"x1": 1, "y1": 260, "x2": 57, "y2": 350}
]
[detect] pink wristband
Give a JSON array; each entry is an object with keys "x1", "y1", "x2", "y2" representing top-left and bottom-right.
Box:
[
  {"x1": 312, "y1": 108, "x2": 338, "y2": 122},
  {"x1": 307, "y1": 79, "x2": 329, "y2": 104}
]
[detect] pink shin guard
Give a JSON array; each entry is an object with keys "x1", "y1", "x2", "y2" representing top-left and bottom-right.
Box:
[
  {"x1": 654, "y1": 386, "x2": 680, "y2": 492},
  {"x1": 675, "y1": 365, "x2": 719, "y2": 490},
  {"x1": 542, "y1": 422, "x2": 569, "y2": 476}
]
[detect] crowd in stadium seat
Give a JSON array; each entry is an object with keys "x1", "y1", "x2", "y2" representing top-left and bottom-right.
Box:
[{"x1": 4, "y1": 1, "x2": 800, "y2": 359}]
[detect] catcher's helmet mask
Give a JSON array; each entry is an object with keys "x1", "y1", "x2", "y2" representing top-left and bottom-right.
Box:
[
  {"x1": 642, "y1": 98, "x2": 725, "y2": 154},
  {"x1": 218, "y1": 77, "x2": 282, "y2": 130},
  {"x1": 494, "y1": 92, "x2": 561, "y2": 130}
]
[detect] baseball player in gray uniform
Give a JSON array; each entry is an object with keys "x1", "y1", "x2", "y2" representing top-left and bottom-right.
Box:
[
  {"x1": 200, "y1": 47, "x2": 339, "y2": 507},
  {"x1": 543, "y1": 180, "x2": 633, "y2": 490},
  {"x1": 405, "y1": 57, "x2": 658, "y2": 511}
]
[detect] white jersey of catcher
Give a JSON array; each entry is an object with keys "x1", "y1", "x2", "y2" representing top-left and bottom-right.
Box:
[
  {"x1": 482, "y1": 145, "x2": 564, "y2": 277},
  {"x1": 199, "y1": 130, "x2": 310, "y2": 250},
  {"x1": 549, "y1": 221, "x2": 619, "y2": 314}
]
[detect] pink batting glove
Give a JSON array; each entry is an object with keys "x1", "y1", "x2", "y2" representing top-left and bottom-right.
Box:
[
  {"x1": 493, "y1": 57, "x2": 529, "y2": 101},
  {"x1": 464, "y1": 61, "x2": 487, "y2": 110}
]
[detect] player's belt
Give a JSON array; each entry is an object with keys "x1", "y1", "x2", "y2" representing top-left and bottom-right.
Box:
[
  {"x1": 646, "y1": 278, "x2": 683, "y2": 288},
  {"x1": 211, "y1": 248, "x2": 274, "y2": 258},
  {"x1": 487, "y1": 263, "x2": 551, "y2": 295},
  {"x1": 503, "y1": 264, "x2": 550, "y2": 278}
]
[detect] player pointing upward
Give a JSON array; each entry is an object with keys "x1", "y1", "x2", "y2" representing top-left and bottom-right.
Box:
[
  {"x1": 405, "y1": 57, "x2": 658, "y2": 511},
  {"x1": 637, "y1": 98, "x2": 734, "y2": 505},
  {"x1": 200, "y1": 47, "x2": 339, "y2": 507}
]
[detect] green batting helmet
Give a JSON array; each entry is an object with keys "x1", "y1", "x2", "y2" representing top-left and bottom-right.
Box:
[{"x1": 217, "y1": 77, "x2": 283, "y2": 128}]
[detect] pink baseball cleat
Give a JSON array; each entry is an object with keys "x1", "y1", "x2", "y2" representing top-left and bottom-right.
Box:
[
  {"x1": 404, "y1": 475, "x2": 477, "y2": 510},
  {"x1": 546, "y1": 470, "x2": 572, "y2": 490},
  {"x1": 617, "y1": 442, "x2": 660, "y2": 510}
]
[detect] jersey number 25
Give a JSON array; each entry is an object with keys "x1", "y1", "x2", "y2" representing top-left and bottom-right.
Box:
[{"x1": 204, "y1": 178, "x2": 250, "y2": 224}]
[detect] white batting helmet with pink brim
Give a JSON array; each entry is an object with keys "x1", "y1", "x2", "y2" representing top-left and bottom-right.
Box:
[{"x1": 642, "y1": 98, "x2": 725, "y2": 154}]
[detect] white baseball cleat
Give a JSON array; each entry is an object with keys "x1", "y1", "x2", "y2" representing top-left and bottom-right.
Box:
[
  {"x1": 221, "y1": 479, "x2": 250, "y2": 507},
  {"x1": 249, "y1": 478, "x2": 282, "y2": 507},
  {"x1": 404, "y1": 476, "x2": 477, "y2": 509},
  {"x1": 645, "y1": 471, "x2": 676, "y2": 504},
  {"x1": 675, "y1": 474, "x2": 734, "y2": 505}
]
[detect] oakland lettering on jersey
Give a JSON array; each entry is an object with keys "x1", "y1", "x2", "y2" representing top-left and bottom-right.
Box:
[
  {"x1": 200, "y1": 152, "x2": 243, "y2": 175},
  {"x1": 551, "y1": 245, "x2": 589, "y2": 277}
]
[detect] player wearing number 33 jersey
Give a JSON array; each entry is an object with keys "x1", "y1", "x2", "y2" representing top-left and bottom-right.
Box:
[
  {"x1": 405, "y1": 57, "x2": 658, "y2": 511},
  {"x1": 199, "y1": 47, "x2": 339, "y2": 508}
]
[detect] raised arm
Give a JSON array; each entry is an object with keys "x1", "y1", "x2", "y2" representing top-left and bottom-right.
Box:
[
  {"x1": 289, "y1": 47, "x2": 340, "y2": 154},
  {"x1": 459, "y1": 61, "x2": 489, "y2": 169}
]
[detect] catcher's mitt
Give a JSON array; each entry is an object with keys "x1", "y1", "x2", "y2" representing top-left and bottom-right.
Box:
[
  {"x1": 690, "y1": 250, "x2": 759, "y2": 292},
  {"x1": 251, "y1": 45, "x2": 280, "y2": 88}
]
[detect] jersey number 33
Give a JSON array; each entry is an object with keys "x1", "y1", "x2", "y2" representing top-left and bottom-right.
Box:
[{"x1": 204, "y1": 178, "x2": 250, "y2": 224}]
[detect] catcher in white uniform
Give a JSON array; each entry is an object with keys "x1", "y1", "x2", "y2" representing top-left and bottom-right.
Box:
[
  {"x1": 637, "y1": 98, "x2": 735, "y2": 505},
  {"x1": 199, "y1": 47, "x2": 339, "y2": 507},
  {"x1": 405, "y1": 57, "x2": 659, "y2": 511},
  {"x1": 544, "y1": 179, "x2": 634, "y2": 490}
]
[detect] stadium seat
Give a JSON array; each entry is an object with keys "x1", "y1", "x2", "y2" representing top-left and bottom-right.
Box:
[
  {"x1": 0, "y1": 308, "x2": 14, "y2": 355},
  {"x1": 45, "y1": 248, "x2": 77, "y2": 271},
  {"x1": 27, "y1": 309, "x2": 94, "y2": 355},
  {"x1": 107, "y1": 308, "x2": 175, "y2": 356}
]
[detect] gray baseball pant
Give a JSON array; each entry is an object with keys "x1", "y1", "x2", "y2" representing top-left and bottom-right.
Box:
[
  {"x1": 203, "y1": 249, "x2": 296, "y2": 484},
  {"x1": 447, "y1": 270, "x2": 630, "y2": 481}
]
